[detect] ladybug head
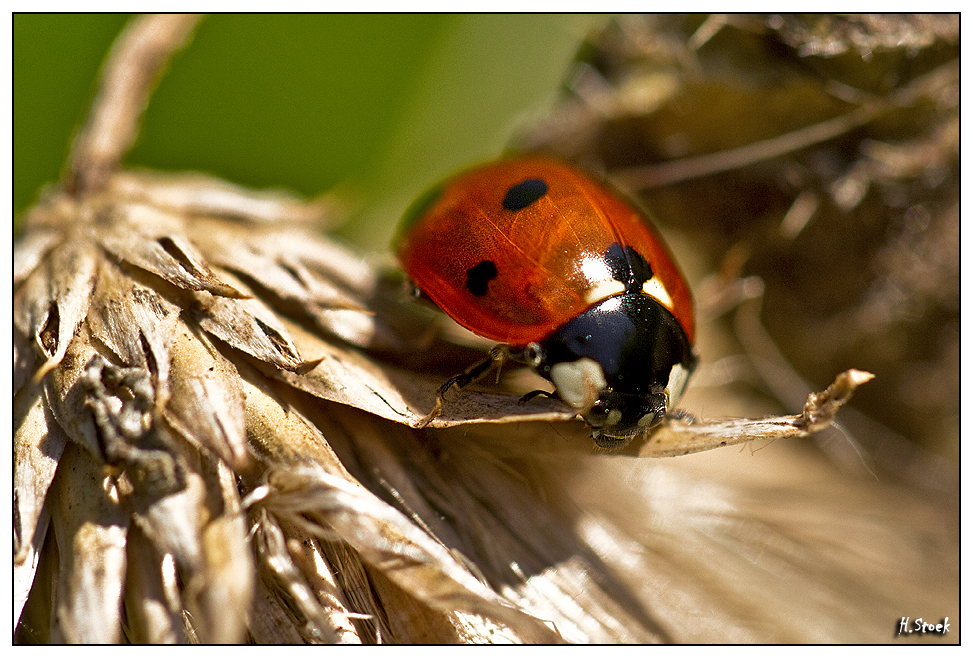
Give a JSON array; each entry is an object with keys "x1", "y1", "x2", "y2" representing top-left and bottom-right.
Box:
[
  {"x1": 583, "y1": 388, "x2": 669, "y2": 448},
  {"x1": 527, "y1": 293, "x2": 696, "y2": 448}
]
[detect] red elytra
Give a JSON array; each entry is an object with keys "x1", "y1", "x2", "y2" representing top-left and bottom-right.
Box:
[{"x1": 396, "y1": 157, "x2": 694, "y2": 347}]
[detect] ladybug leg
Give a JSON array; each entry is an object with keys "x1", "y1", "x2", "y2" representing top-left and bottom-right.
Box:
[
  {"x1": 416, "y1": 346, "x2": 510, "y2": 428},
  {"x1": 518, "y1": 389, "x2": 558, "y2": 406}
]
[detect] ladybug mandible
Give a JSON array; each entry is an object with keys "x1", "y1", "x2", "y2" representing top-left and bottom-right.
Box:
[{"x1": 396, "y1": 157, "x2": 697, "y2": 448}]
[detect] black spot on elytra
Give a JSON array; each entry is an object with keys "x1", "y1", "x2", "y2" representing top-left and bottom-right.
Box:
[
  {"x1": 604, "y1": 243, "x2": 654, "y2": 294},
  {"x1": 503, "y1": 178, "x2": 548, "y2": 211},
  {"x1": 466, "y1": 260, "x2": 498, "y2": 296}
]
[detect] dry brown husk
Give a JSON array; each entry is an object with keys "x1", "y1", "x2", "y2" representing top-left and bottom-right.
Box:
[{"x1": 14, "y1": 15, "x2": 957, "y2": 644}]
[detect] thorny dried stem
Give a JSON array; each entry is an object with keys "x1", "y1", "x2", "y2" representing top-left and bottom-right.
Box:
[
  {"x1": 620, "y1": 369, "x2": 874, "y2": 458},
  {"x1": 796, "y1": 369, "x2": 875, "y2": 432}
]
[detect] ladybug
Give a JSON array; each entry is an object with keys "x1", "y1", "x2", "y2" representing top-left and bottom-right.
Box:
[{"x1": 396, "y1": 157, "x2": 697, "y2": 447}]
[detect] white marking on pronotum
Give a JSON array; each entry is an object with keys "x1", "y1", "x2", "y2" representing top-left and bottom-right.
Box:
[
  {"x1": 550, "y1": 357, "x2": 606, "y2": 412},
  {"x1": 666, "y1": 362, "x2": 691, "y2": 406}
]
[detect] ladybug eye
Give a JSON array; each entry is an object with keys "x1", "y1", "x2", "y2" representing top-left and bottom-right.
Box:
[
  {"x1": 524, "y1": 342, "x2": 544, "y2": 367},
  {"x1": 585, "y1": 400, "x2": 610, "y2": 427}
]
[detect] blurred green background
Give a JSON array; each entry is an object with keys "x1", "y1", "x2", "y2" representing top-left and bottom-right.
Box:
[{"x1": 14, "y1": 14, "x2": 602, "y2": 249}]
